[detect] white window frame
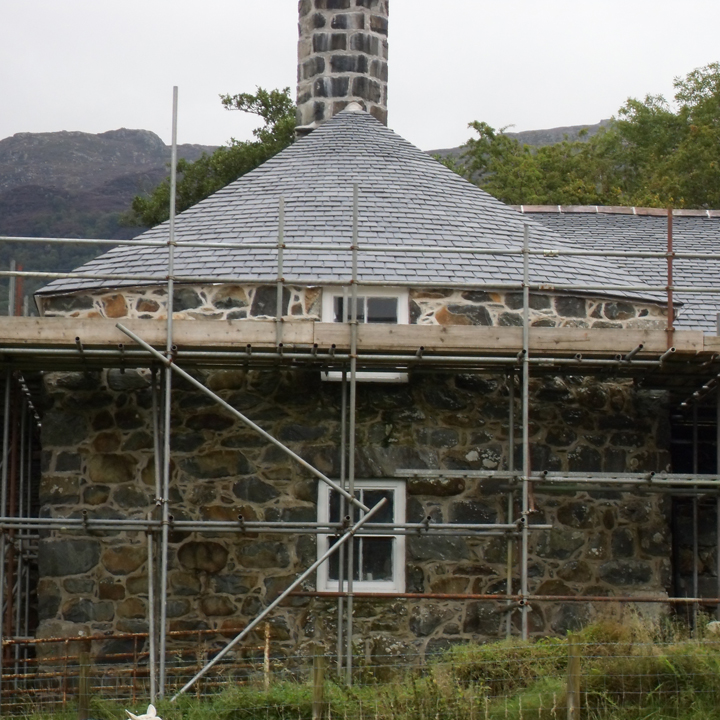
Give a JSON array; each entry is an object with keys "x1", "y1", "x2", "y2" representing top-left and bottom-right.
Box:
[
  {"x1": 321, "y1": 286, "x2": 410, "y2": 325},
  {"x1": 316, "y1": 479, "x2": 406, "y2": 594},
  {"x1": 321, "y1": 287, "x2": 409, "y2": 383}
]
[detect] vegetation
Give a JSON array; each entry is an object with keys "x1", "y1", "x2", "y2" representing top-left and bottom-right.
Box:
[
  {"x1": 126, "y1": 88, "x2": 296, "y2": 227},
  {"x1": 129, "y1": 64, "x2": 720, "y2": 224},
  {"x1": 0, "y1": 200, "x2": 132, "y2": 314},
  {"x1": 458, "y1": 62, "x2": 720, "y2": 209},
  {"x1": 14, "y1": 616, "x2": 720, "y2": 720}
]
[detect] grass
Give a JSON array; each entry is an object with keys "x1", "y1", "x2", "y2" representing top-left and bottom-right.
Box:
[{"x1": 9, "y1": 615, "x2": 720, "y2": 720}]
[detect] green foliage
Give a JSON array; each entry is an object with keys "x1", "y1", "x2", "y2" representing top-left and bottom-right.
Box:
[
  {"x1": 442, "y1": 636, "x2": 566, "y2": 696},
  {"x1": 127, "y1": 88, "x2": 296, "y2": 227},
  {"x1": 0, "y1": 203, "x2": 136, "y2": 313},
  {"x1": 460, "y1": 62, "x2": 720, "y2": 209},
  {"x1": 16, "y1": 617, "x2": 720, "y2": 720},
  {"x1": 0, "y1": 238, "x2": 115, "y2": 315}
]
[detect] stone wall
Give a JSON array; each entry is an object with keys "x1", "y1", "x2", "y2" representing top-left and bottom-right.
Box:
[
  {"x1": 37, "y1": 284, "x2": 667, "y2": 330},
  {"x1": 297, "y1": 0, "x2": 389, "y2": 128},
  {"x1": 34, "y1": 279, "x2": 674, "y2": 658},
  {"x1": 37, "y1": 362, "x2": 672, "y2": 659},
  {"x1": 37, "y1": 285, "x2": 322, "y2": 322}
]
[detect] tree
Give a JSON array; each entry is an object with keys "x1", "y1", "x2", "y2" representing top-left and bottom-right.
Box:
[
  {"x1": 459, "y1": 63, "x2": 720, "y2": 209},
  {"x1": 127, "y1": 88, "x2": 296, "y2": 227},
  {"x1": 613, "y1": 62, "x2": 720, "y2": 207}
]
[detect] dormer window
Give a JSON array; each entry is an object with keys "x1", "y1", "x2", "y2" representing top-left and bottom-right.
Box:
[
  {"x1": 322, "y1": 288, "x2": 409, "y2": 382},
  {"x1": 322, "y1": 288, "x2": 409, "y2": 325}
]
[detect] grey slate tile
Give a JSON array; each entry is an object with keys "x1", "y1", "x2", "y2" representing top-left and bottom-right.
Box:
[
  {"x1": 41, "y1": 107, "x2": 663, "y2": 313},
  {"x1": 523, "y1": 212, "x2": 720, "y2": 332}
]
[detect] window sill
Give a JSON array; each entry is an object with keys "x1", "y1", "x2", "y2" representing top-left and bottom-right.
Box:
[
  {"x1": 321, "y1": 371, "x2": 409, "y2": 383},
  {"x1": 318, "y1": 580, "x2": 405, "y2": 594}
]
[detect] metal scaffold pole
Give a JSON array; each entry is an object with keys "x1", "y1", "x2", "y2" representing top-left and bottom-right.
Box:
[
  {"x1": 716, "y1": 312, "x2": 720, "y2": 621},
  {"x1": 506, "y1": 370, "x2": 515, "y2": 638},
  {"x1": 170, "y1": 496, "x2": 389, "y2": 701},
  {"x1": 0, "y1": 372, "x2": 12, "y2": 686},
  {"x1": 22, "y1": 403, "x2": 32, "y2": 680},
  {"x1": 149, "y1": 368, "x2": 162, "y2": 702},
  {"x1": 147, "y1": 512, "x2": 156, "y2": 703},
  {"x1": 692, "y1": 403, "x2": 699, "y2": 629},
  {"x1": 336, "y1": 372, "x2": 348, "y2": 676},
  {"x1": 276, "y1": 197, "x2": 285, "y2": 347},
  {"x1": 5, "y1": 376, "x2": 19, "y2": 672},
  {"x1": 118, "y1": 326, "x2": 369, "y2": 513},
  {"x1": 4, "y1": 174, "x2": 720, "y2": 702},
  {"x1": 14, "y1": 400, "x2": 26, "y2": 684},
  {"x1": 346, "y1": 183, "x2": 360, "y2": 687},
  {"x1": 521, "y1": 224, "x2": 531, "y2": 640},
  {"x1": 0, "y1": 529, "x2": 4, "y2": 692},
  {"x1": 158, "y1": 85, "x2": 179, "y2": 697}
]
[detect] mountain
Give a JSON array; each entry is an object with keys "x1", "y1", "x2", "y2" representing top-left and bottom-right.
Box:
[
  {"x1": 429, "y1": 120, "x2": 611, "y2": 161},
  {"x1": 0, "y1": 120, "x2": 604, "y2": 312},
  {"x1": 0, "y1": 128, "x2": 216, "y2": 311},
  {"x1": 0, "y1": 128, "x2": 215, "y2": 238}
]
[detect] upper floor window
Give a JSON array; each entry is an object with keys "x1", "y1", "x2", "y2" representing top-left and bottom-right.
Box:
[
  {"x1": 322, "y1": 288, "x2": 409, "y2": 325},
  {"x1": 321, "y1": 288, "x2": 409, "y2": 382}
]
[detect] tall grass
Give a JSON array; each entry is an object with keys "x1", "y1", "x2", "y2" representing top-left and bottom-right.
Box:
[{"x1": 13, "y1": 615, "x2": 720, "y2": 720}]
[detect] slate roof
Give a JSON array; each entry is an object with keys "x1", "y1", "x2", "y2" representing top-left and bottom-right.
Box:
[
  {"x1": 518, "y1": 207, "x2": 720, "y2": 332},
  {"x1": 41, "y1": 108, "x2": 660, "y2": 305}
]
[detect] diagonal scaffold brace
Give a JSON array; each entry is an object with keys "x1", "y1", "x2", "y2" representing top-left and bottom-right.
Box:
[
  {"x1": 115, "y1": 323, "x2": 369, "y2": 514},
  {"x1": 170, "y1": 494, "x2": 387, "y2": 700},
  {"x1": 115, "y1": 323, "x2": 386, "y2": 699}
]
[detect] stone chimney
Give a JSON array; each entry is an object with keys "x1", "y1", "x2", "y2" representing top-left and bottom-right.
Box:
[{"x1": 296, "y1": 0, "x2": 389, "y2": 129}]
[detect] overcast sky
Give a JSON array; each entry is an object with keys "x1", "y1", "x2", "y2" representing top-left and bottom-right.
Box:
[{"x1": 2, "y1": 0, "x2": 719, "y2": 152}]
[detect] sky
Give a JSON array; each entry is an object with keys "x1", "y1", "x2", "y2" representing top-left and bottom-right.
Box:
[{"x1": 2, "y1": 0, "x2": 719, "y2": 152}]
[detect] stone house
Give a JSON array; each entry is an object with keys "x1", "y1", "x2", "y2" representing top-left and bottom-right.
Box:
[{"x1": 21, "y1": 0, "x2": 720, "y2": 679}]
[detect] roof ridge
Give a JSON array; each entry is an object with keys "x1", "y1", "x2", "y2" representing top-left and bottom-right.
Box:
[{"x1": 515, "y1": 205, "x2": 720, "y2": 218}]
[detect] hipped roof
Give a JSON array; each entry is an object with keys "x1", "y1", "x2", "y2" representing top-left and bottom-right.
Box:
[{"x1": 40, "y1": 107, "x2": 660, "y2": 303}]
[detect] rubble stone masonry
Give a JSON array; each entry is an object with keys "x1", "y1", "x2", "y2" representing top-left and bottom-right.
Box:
[
  {"x1": 36, "y1": 283, "x2": 673, "y2": 660},
  {"x1": 38, "y1": 284, "x2": 668, "y2": 330}
]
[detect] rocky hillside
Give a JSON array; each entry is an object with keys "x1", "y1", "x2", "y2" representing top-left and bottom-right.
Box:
[
  {"x1": 0, "y1": 129, "x2": 215, "y2": 310},
  {"x1": 1, "y1": 120, "x2": 607, "y2": 240},
  {"x1": 0, "y1": 128, "x2": 215, "y2": 238},
  {"x1": 0, "y1": 120, "x2": 603, "y2": 312}
]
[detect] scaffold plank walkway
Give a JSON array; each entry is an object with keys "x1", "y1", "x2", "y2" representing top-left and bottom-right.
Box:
[{"x1": 0, "y1": 316, "x2": 709, "y2": 357}]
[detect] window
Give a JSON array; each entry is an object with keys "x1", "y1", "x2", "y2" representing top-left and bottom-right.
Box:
[
  {"x1": 322, "y1": 287, "x2": 409, "y2": 325},
  {"x1": 322, "y1": 288, "x2": 409, "y2": 382},
  {"x1": 316, "y1": 479, "x2": 406, "y2": 593}
]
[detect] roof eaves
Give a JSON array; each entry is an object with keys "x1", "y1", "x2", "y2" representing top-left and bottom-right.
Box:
[{"x1": 515, "y1": 205, "x2": 720, "y2": 218}]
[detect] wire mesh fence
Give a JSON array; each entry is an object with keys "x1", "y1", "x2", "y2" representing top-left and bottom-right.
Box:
[{"x1": 3, "y1": 618, "x2": 720, "y2": 719}]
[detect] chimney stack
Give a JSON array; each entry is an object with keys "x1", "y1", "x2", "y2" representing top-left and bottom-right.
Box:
[{"x1": 296, "y1": 0, "x2": 389, "y2": 129}]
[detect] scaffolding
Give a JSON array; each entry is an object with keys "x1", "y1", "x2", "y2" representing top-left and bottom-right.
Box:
[{"x1": 1, "y1": 105, "x2": 720, "y2": 707}]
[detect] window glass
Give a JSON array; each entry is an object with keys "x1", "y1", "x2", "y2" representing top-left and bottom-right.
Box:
[
  {"x1": 329, "y1": 488, "x2": 394, "y2": 524},
  {"x1": 329, "y1": 489, "x2": 358, "y2": 522},
  {"x1": 361, "y1": 537, "x2": 394, "y2": 581},
  {"x1": 362, "y1": 489, "x2": 394, "y2": 523},
  {"x1": 334, "y1": 296, "x2": 366, "y2": 323},
  {"x1": 327, "y1": 536, "x2": 394, "y2": 582},
  {"x1": 333, "y1": 296, "x2": 397, "y2": 323},
  {"x1": 367, "y1": 297, "x2": 398, "y2": 324}
]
